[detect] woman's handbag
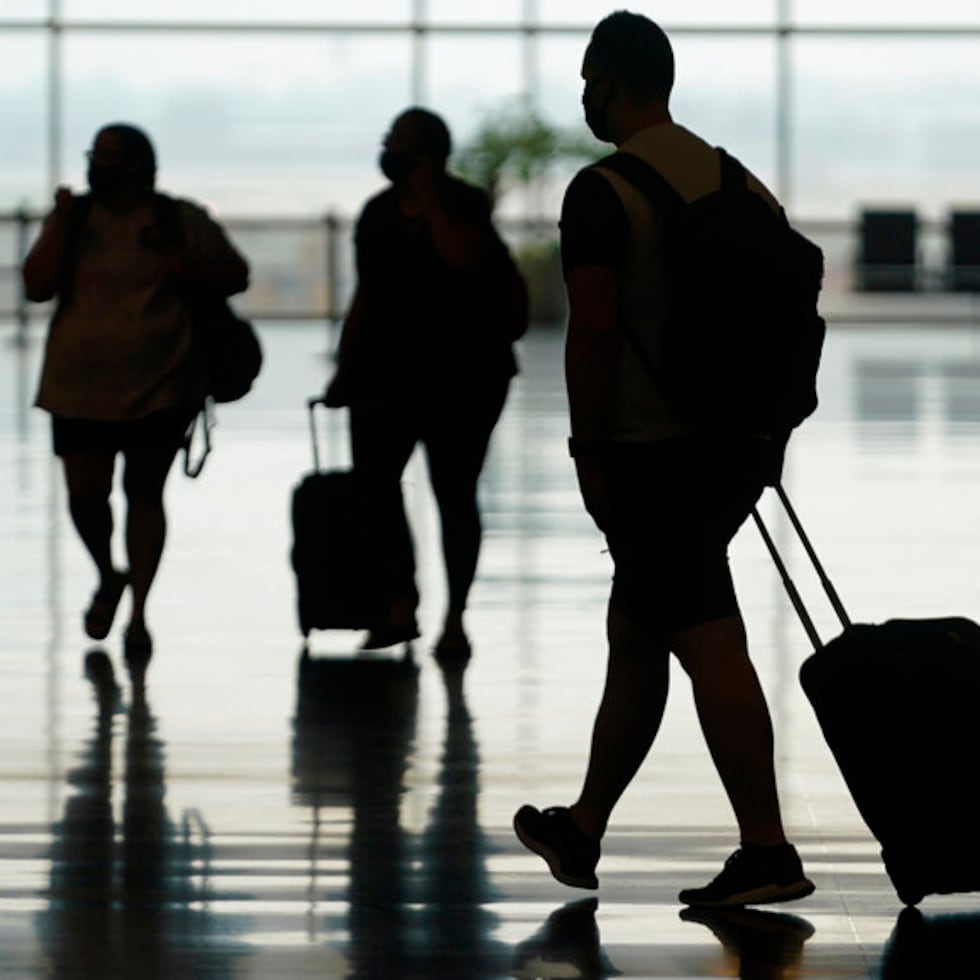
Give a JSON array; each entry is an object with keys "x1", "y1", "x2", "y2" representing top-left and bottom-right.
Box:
[
  {"x1": 186, "y1": 293, "x2": 263, "y2": 404},
  {"x1": 180, "y1": 301, "x2": 261, "y2": 479}
]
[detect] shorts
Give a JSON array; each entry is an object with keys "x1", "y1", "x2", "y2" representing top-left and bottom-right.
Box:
[
  {"x1": 601, "y1": 435, "x2": 773, "y2": 637},
  {"x1": 51, "y1": 406, "x2": 198, "y2": 458}
]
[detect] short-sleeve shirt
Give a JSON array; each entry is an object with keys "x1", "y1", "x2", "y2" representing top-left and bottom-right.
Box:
[
  {"x1": 559, "y1": 121, "x2": 780, "y2": 443},
  {"x1": 351, "y1": 177, "x2": 517, "y2": 399},
  {"x1": 35, "y1": 196, "x2": 242, "y2": 420},
  {"x1": 560, "y1": 170, "x2": 628, "y2": 277}
]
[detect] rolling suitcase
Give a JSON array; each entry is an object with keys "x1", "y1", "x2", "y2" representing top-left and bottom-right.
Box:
[
  {"x1": 290, "y1": 398, "x2": 384, "y2": 639},
  {"x1": 753, "y1": 484, "x2": 980, "y2": 906}
]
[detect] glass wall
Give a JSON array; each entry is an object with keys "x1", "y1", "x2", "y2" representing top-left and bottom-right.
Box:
[
  {"x1": 5, "y1": 5, "x2": 980, "y2": 217},
  {"x1": 59, "y1": 32, "x2": 413, "y2": 216},
  {"x1": 4, "y1": 3, "x2": 980, "y2": 319},
  {"x1": 0, "y1": 34, "x2": 47, "y2": 208}
]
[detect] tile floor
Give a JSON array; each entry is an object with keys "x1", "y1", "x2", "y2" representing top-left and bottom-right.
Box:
[{"x1": 2, "y1": 319, "x2": 980, "y2": 978}]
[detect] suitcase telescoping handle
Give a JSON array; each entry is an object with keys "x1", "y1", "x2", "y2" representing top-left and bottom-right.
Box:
[
  {"x1": 307, "y1": 396, "x2": 327, "y2": 473},
  {"x1": 751, "y1": 483, "x2": 852, "y2": 651}
]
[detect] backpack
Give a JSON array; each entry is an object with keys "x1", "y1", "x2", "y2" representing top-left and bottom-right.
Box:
[{"x1": 596, "y1": 148, "x2": 825, "y2": 437}]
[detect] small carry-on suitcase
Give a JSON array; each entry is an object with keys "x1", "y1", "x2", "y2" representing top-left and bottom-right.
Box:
[
  {"x1": 290, "y1": 398, "x2": 383, "y2": 640},
  {"x1": 753, "y1": 485, "x2": 980, "y2": 906}
]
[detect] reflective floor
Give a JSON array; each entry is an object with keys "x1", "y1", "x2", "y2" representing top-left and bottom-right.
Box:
[{"x1": 3, "y1": 319, "x2": 980, "y2": 978}]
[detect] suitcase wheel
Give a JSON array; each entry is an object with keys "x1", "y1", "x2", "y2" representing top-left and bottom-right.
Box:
[{"x1": 896, "y1": 884, "x2": 925, "y2": 907}]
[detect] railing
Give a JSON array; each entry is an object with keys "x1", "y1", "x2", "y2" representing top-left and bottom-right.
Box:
[
  {"x1": 0, "y1": 209, "x2": 569, "y2": 344},
  {"x1": 0, "y1": 210, "x2": 356, "y2": 346},
  {"x1": 3, "y1": 210, "x2": 978, "y2": 345}
]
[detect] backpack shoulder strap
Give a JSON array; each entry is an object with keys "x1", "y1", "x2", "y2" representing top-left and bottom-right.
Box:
[
  {"x1": 152, "y1": 191, "x2": 185, "y2": 246},
  {"x1": 587, "y1": 154, "x2": 678, "y2": 395},
  {"x1": 593, "y1": 151, "x2": 686, "y2": 214},
  {"x1": 717, "y1": 147, "x2": 748, "y2": 193}
]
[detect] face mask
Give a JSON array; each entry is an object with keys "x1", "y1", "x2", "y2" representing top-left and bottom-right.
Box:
[
  {"x1": 583, "y1": 81, "x2": 613, "y2": 143},
  {"x1": 87, "y1": 164, "x2": 129, "y2": 199},
  {"x1": 379, "y1": 150, "x2": 420, "y2": 184}
]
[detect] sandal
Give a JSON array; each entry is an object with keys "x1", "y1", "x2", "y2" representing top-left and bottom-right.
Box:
[
  {"x1": 123, "y1": 622, "x2": 154, "y2": 668},
  {"x1": 83, "y1": 571, "x2": 129, "y2": 640}
]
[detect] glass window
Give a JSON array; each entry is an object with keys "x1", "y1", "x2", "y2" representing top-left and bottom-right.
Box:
[
  {"x1": 537, "y1": 34, "x2": 589, "y2": 130},
  {"x1": 537, "y1": 1, "x2": 776, "y2": 27},
  {"x1": 793, "y1": 2, "x2": 980, "y2": 27},
  {"x1": 791, "y1": 38, "x2": 980, "y2": 221},
  {"x1": 670, "y1": 37, "x2": 780, "y2": 191},
  {"x1": 0, "y1": 34, "x2": 48, "y2": 211},
  {"x1": 61, "y1": 33, "x2": 413, "y2": 216},
  {"x1": 530, "y1": 35, "x2": 779, "y2": 222},
  {"x1": 536, "y1": 34, "x2": 605, "y2": 203},
  {"x1": 3, "y1": 1, "x2": 47, "y2": 17},
  {"x1": 427, "y1": 33, "x2": 526, "y2": 190},
  {"x1": 61, "y1": 1, "x2": 411, "y2": 23},
  {"x1": 427, "y1": 0, "x2": 522, "y2": 25}
]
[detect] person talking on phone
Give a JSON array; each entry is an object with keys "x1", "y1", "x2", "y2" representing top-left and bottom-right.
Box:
[
  {"x1": 23, "y1": 122, "x2": 249, "y2": 672},
  {"x1": 324, "y1": 107, "x2": 526, "y2": 660}
]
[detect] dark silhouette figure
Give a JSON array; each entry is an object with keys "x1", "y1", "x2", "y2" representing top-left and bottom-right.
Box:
[
  {"x1": 291, "y1": 651, "x2": 420, "y2": 973},
  {"x1": 680, "y1": 906, "x2": 815, "y2": 979},
  {"x1": 879, "y1": 907, "x2": 980, "y2": 979},
  {"x1": 513, "y1": 13, "x2": 813, "y2": 908},
  {"x1": 291, "y1": 653, "x2": 510, "y2": 976},
  {"x1": 324, "y1": 106, "x2": 527, "y2": 660},
  {"x1": 22, "y1": 123, "x2": 249, "y2": 668},
  {"x1": 37, "y1": 650, "x2": 248, "y2": 978},
  {"x1": 412, "y1": 659, "x2": 507, "y2": 976},
  {"x1": 513, "y1": 898, "x2": 621, "y2": 979}
]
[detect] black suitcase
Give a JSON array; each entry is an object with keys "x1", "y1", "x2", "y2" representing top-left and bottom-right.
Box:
[
  {"x1": 290, "y1": 398, "x2": 383, "y2": 639},
  {"x1": 754, "y1": 485, "x2": 980, "y2": 906}
]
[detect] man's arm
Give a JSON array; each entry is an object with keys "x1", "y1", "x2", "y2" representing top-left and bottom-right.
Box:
[
  {"x1": 565, "y1": 265, "x2": 622, "y2": 446},
  {"x1": 177, "y1": 206, "x2": 250, "y2": 297},
  {"x1": 565, "y1": 265, "x2": 622, "y2": 532},
  {"x1": 22, "y1": 189, "x2": 75, "y2": 303},
  {"x1": 409, "y1": 163, "x2": 495, "y2": 270},
  {"x1": 559, "y1": 168, "x2": 628, "y2": 530},
  {"x1": 323, "y1": 285, "x2": 367, "y2": 407}
]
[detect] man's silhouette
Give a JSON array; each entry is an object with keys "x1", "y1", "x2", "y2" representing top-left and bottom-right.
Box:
[{"x1": 514, "y1": 12, "x2": 814, "y2": 908}]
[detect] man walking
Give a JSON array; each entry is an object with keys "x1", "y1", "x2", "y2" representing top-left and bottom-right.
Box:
[{"x1": 513, "y1": 11, "x2": 814, "y2": 908}]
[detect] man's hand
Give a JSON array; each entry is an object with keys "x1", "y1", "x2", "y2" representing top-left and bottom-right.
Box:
[
  {"x1": 323, "y1": 368, "x2": 351, "y2": 408},
  {"x1": 52, "y1": 186, "x2": 75, "y2": 221},
  {"x1": 574, "y1": 456, "x2": 610, "y2": 533}
]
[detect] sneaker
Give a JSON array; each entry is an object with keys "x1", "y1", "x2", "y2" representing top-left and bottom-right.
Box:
[
  {"x1": 680, "y1": 905, "x2": 815, "y2": 967},
  {"x1": 678, "y1": 845, "x2": 815, "y2": 908},
  {"x1": 513, "y1": 898, "x2": 621, "y2": 979},
  {"x1": 514, "y1": 805, "x2": 599, "y2": 890}
]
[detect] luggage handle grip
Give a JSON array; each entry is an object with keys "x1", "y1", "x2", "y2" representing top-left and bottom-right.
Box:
[
  {"x1": 773, "y1": 483, "x2": 851, "y2": 631},
  {"x1": 307, "y1": 396, "x2": 327, "y2": 472},
  {"x1": 751, "y1": 507, "x2": 823, "y2": 650},
  {"x1": 752, "y1": 483, "x2": 852, "y2": 652}
]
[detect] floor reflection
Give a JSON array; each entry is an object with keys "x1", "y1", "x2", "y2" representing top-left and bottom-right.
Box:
[
  {"x1": 413, "y1": 657, "x2": 507, "y2": 976},
  {"x1": 513, "y1": 898, "x2": 620, "y2": 979},
  {"x1": 291, "y1": 649, "x2": 512, "y2": 976},
  {"x1": 292, "y1": 649, "x2": 418, "y2": 973},
  {"x1": 680, "y1": 906, "x2": 815, "y2": 980},
  {"x1": 9, "y1": 322, "x2": 980, "y2": 976},
  {"x1": 37, "y1": 650, "x2": 249, "y2": 979},
  {"x1": 878, "y1": 907, "x2": 980, "y2": 979}
]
